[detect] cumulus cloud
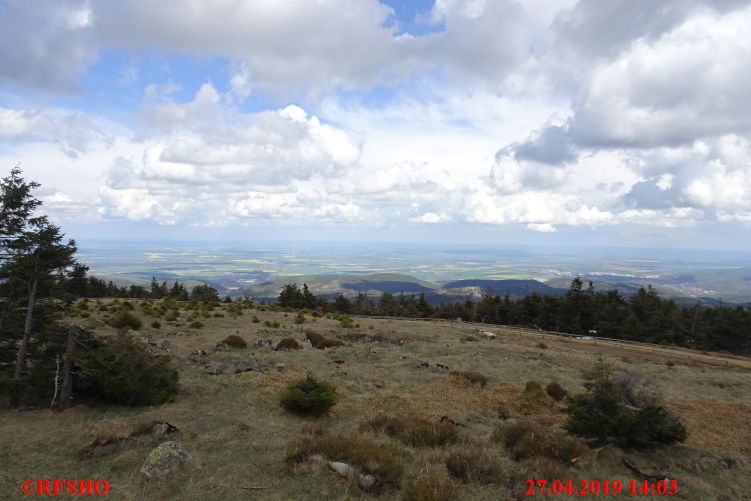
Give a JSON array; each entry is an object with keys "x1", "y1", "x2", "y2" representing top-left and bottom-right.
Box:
[{"x1": 2, "y1": 0, "x2": 751, "y2": 240}]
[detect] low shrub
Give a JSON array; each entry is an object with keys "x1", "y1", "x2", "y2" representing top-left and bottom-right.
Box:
[
  {"x1": 450, "y1": 371, "x2": 488, "y2": 387},
  {"x1": 445, "y1": 447, "x2": 505, "y2": 483},
  {"x1": 276, "y1": 338, "x2": 301, "y2": 350},
  {"x1": 546, "y1": 382, "x2": 567, "y2": 401},
  {"x1": 150, "y1": 320, "x2": 161, "y2": 329},
  {"x1": 537, "y1": 342, "x2": 548, "y2": 349},
  {"x1": 189, "y1": 320, "x2": 204, "y2": 329},
  {"x1": 222, "y1": 334, "x2": 248, "y2": 348},
  {"x1": 317, "y1": 338, "x2": 345, "y2": 349},
  {"x1": 264, "y1": 320, "x2": 281, "y2": 328},
  {"x1": 338, "y1": 315, "x2": 355, "y2": 328},
  {"x1": 252, "y1": 315, "x2": 260, "y2": 323},
  {"x1": 286, "y1": 434, "x2": 404, "y2": 487},
  {"x1": 497, "y1": 403, "x2": 511, "y2": 420},
  {"x1": 294, "y1": 312, "x2": 305, "y2": 324},
  {"x1": 500, "y1": 420, "x2": 587, "y2": 462},
  {"x1": 280, "y1": 373, "x2": 338, "y2": 416},
  {"x1": 305, "y1": 330, "x2": 325, "y2": 347},
  {"x1": 107, "y1": 310, "x2": 142, "y2": 331},
  {"x1": 76, "y1": 335, "x2": 179, "y2": 406},
  {"x1": 361, "y1": 415, "x2": 461, "y2": 447},
  {"x1": 401, "y1": 471, "x2": 460, "y2": 501},
  {"x1": 461, "y1": 336, "x2": 479, "y2": 342}
]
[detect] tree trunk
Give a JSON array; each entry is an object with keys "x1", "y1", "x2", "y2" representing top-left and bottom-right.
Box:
[
  {"x1": 10, "y1": 277, "x2": 37, "y2": 406},
  {"x1": 58, "y1": 325, "x2": 77, "y2": 410},
  {"x1": 0, "y1": 278, "x2": 16, "y2": 338}
]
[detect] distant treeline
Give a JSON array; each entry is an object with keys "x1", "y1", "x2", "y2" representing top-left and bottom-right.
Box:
[
  {"x1": 277, "y1": 281, "x2": 751, "y2": 355},
  {"x1": 62, "y1": 267, "x2": 231, "y2": 303}
]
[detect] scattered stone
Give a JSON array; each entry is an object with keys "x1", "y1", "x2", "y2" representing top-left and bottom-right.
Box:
[
  {"x1": 203, "y1": 362, "x2": 225, "y2": 375},
  {"x1": 140, "y1": 441, "x2": 192, "y2": 479},
  {"x1": 396, "y1": 338, "x2": 406, "y2": 345},
  {"x1": 374, "y1": 381, "x2": 385, "y2": 389},
  {"x1": 301, "y1": 340, "x2": 313, "y2": 349},
  {"x1": 229, "y1": 359, "x2": 263, "y2": 374},
  {"x1": 127, "y1": 329, "x2": 140, "y2": 337},
  {"x1": 188, "y1": 349, "x2": 208, "y2": 363},
  {"x1": 329, "y1": 461, "x2": 353, "y2": 479},
  {"x1": 482, "y1": 331, "x2": 497, "y2": 339},
  {"x1": 255, "y1": 339, "x2": 273, "y2": 348},
  {"x1": 358, "y1": 474, "x2": 376, "y2": 490},
  {"x1": 215, "y1": 341, "x2": 231, "y2": 351},
  {"x1": 415, "y1": 360, "x2": 430, "y2": 369},
  {"x1": 275, "y1": 363, "x2": 286, "y2": 373}
]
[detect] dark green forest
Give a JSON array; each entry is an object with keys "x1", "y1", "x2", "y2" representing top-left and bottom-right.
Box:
[{"x1": 276, "y1": 281, "x2": 751, "y2": 355}]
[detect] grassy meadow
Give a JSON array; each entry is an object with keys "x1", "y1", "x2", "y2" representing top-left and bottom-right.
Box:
[{"x1": 1, "y1": 299, "x2": 749, "y2": 500}]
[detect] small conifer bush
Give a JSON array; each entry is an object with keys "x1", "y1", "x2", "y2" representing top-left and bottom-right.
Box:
[
  {"x1": 107, "y1": 310, "x2": 142, "y2": 330},
  {"x1": 280, "y1": 373, "x2": 338, "y2": 416}
]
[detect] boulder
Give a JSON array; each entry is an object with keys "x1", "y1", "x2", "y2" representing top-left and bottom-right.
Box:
[
  {"x1": 215, "y1": 341, "x2": 231, "y2": 351},
  {"x1": 140, "y1": 441, "x2": 192, "y2": 479},
  {"x1": 358, "y1": 474, "x2": 376, "y2": 490},
  {"x1": 203, "y1": 362, "x2": 225, "y2": 375},
  {"x1": 329, "y1": 461, "x2": 353, "y2": 478},
  {"x1": 229, "y1": 359, "x2": 262, "y2": 374}
]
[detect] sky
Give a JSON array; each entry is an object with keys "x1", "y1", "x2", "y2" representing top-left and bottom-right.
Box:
[{"x1": 1, "y1": 0, "x2": 751, "y2": 250}]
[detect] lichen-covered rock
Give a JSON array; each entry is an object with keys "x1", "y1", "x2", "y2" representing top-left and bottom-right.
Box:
[{"x1": 140, "y1": 441, "x2": 191, "y2": 479}]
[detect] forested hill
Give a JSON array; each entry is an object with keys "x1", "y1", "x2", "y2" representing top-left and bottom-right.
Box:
[{"x1": 274, "y1": 281, "x2": 751, "y2": 356}]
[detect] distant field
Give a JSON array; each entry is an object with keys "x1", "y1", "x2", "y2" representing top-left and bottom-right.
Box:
[
  {"x1": 76, "y1": 244, "x2": 751, "y2": 304},
  {"x1": 1, "y1": 301, "x2": 749, "y2": 500}
]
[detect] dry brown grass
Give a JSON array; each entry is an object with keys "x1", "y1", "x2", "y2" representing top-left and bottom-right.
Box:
[
  {"x1": 449, "y1": 370, "x2": 488, "y2": 387},
  {"x1": 286, "y1": 434, "x2": 404, "y2": 487},
  {"x1": 445, "y1": 446, "x2": 506, "y2": 483},
  {"x1": 497, "y1": 419, "x2": 588, "y2": 462},
  {"x1": 401, "y1": 470, "x2": 460, "y2": 501},
  {"x1": 668, "y1": 400, "x2": 751, "y2": 454},
  {"x1": 361, "y1": 414, "x2": 462, "y2": 447}
]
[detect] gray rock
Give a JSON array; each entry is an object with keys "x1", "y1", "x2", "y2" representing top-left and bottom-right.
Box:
[
  {"x1": 229, "y1": 359, "x2": 262, "y2": 374},
  {"x1": 358, "y1": 474, "x2": 376, "y2": 490},
  {"x1": 435, "y1": 363, "x2": 450, "y2": 372},
  {"x1": 255, "y1": 339, "x2": 273, "y2": 348},
  {"x1": 275, "y1": 363, "x2": 285, "y2": 372},
  {"x1": 140, "y1": 441, "x2": 191, "y2": 479},
  {"x1": 215, "y1": 342, "x2": 231, "y2": 351},
  {"x1": 203, "y1": 362, "x2": 225, "y2": 375},
  {"x1": 482, "y1": 331, "x2": 497, "y2": 339},
  {"x1": 329, "y1": 461, "x2": 353, "y2": 478}
]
